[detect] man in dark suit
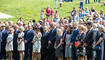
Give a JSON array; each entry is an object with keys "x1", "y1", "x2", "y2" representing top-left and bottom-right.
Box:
[
  {"x1": 40, "y1": 26, "x2": 49, "y2": 60},
  {"x1": 24, "y1": 25, "x2": 35, "y2": 60},
  {"x1": 0, "y1": 26, "x2": 2, "y2": 57},
  {"x1": 71, "y1": 23, "x2": 79, "y2": 60},
  {"x1": 47, "y1": 22, "x2": 57, "y2": 60},
  {"x1": 62, "y1": 24, "x2": 68, "y2": 60},
  {"x1": 13, "y1": 24, "x2": 20, "y2": 60},
  {"x1": 0, "y1": 24, "x2": 8, "y2": 60},
  {"x1": 84, "y1": 22, "x2": 95, "y2": 60}
]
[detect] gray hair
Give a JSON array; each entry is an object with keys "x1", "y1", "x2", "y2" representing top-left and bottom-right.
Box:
[{"x1": 97, "y1": 25, "x2": 105, "y2": 32}]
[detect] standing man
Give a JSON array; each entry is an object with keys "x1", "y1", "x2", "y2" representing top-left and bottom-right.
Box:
[
  {"x1": 13, "y1": 24, "x2": 20, "y2": 60},
  {"x1": 0, "y1": 26, "x2": 2, "y2": 58},
  {"x1": 71, "y1": 7, "x2": 77, "y2": 21},
  {"x1": 85, "y1": 0, "x2": 90, "y2": 4},
  {"x1": 53, "y1": 0, "x2": 57, "y2": 9},
  {"x1": 0, "y1": 24, "x2": 8, "y2": 60},
  {"x1": 84, "y1": 22, "x2": 95, "y2": 60},
  {"x1": 40, "y1": 26, "x2": 49, "y2": 60},
  {"x1": 47, "y1": 22, "x2": 57, "y2": 60},
  {"x1": 24, "y1": 25, "x2": 35, "y2": 60},
  {"x1": 71, "y1": 23, "x2": 79, "y2": 60}
]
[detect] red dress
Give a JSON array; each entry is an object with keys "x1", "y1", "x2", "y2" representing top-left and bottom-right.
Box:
[
  {"x1": 50, "y1": 10, "x2": 54, "y2": 16},
  {"x1": 46, "y1": 8, "x2": 50, "y2": 17}
]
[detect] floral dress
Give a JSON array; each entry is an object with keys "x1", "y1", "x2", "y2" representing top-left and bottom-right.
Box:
[
  {"x1": 33, "y1": 33, "x2": 42, "y2": 53},
  {"x1": 6, "y1": 33, "x2": 13, "y2": 51},
  {"x1": 18, "y1": 32, "x2": 25, "y2": 51}
]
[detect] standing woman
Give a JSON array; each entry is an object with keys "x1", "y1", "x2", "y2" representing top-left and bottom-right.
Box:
[
  {"x1": 32, "y1": 28, "x2": 42, "y2": 60},
  {"x1": 59, "y1": 0, "x2": 63, "y2": 7},
  {"x1": 95, "y1": 25, "x2": 105, "y2": 60},
  {"x1": 65, "y1": 26, "x2": 73, "y2": 60},
  {"x1": 55, "y1": 28, "x2": 63, "y2": 60},
  {"x1": 17, "y1": 27, "x2": 25, "y2": 60},
  {"x1": 75, "y1": 25, "x2": 86, "y2": 60},
  {"x1": 6, "y1": 27, "x2": 14, "y2": 60},
  {"x1": 54, "y1": 10, "x2": 59, "y2": 22}
]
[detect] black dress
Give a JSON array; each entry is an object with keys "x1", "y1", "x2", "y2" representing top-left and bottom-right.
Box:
[
  {"x1": 55, "y1": 35, "x2": 63, "y2": 57},
  {"x1": 76, "y1": 33, "x2": 86, "y2": 56}
]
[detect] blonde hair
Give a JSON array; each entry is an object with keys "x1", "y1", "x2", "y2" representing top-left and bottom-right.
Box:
[
  {"x1": 97, "y1": 25, "x2": 105, "y2": 32},
  {"x1": 57, "y1": 28, "x2": 63, "y2": 36},
  {"x1": 18, "y1": 27, "x2": 25, "y2": 32},
  {"x1": 79, "y1": 25, "x2": 87, "y2": 32}
]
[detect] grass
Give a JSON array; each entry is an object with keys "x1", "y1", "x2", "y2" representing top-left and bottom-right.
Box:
[{"x1": 0, "y1": 0, "x2": 105, "y2": 23}]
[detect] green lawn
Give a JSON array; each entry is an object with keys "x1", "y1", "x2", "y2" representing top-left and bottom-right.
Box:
[{"x1": 0, "y1": 0, "x2": 105, "y2": 23}]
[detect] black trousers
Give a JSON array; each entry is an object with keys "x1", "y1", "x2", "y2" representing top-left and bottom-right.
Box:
[
  {"x1": 13, "y1": 44, "x2": 20, "y2": 60},
  {"x1": 24, "y1": 43, "x2": 33, "y2": 60},
  {"x1": 86, "y1": 47, "x2": 93, "y2": 60},
  {"x1": 0, "y1": 42, "x2": 6, "y2": 60},
  {"x1": 47, "y1": 47, "x2": 56, "y2": 60},
  {"x1": 41, "y1": 48, "x2": 48, "y2": 60},
  {"x1": 72, "y1": 46, "x2": 77, "y2": 60}
]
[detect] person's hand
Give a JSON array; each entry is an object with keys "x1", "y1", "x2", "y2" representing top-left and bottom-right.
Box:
[
  {"x1": 25, "y1": 40, "x2": 27, "y2": 44},
  {"x1": 35, "y1": 34, "x2": 38, "y2": 38},
  {"x1": 70, "y1": 43, "x2": 73, "y2": 45},
  {"x1": 48, "y1": 41, "x2": 51, "y2": 44},
  {"x1": 8, "y1": 41, "x2": 10, "y2": 44},
  {"x1": 84, "y1": 43, "x2": 88, "y2": 47},
  {"x1": 0, "y1": 39, "x2": 2, "y2": 42},
  {"x1": 54, "y1": 46, "x2": 57, "y2": 49},
  {"x1": 31, "y1": 40, "x2": 34, "y2": 43},
  {"x1": 66, "y1": 43, "x2": 69, "y2": 48},
  {"x1": 75, "y1": 45, "x2": 78, "y2": 48}
]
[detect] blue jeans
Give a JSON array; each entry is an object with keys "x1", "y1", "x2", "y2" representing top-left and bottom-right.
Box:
[
  {"x1": 53, "y1": 0, "x2": 57, "y2": 8},
  {"x1": 94, "y1": 0, "x2": 97, "y2": 2},
  {"x1": 98, "y1": 0, "x2": 101, "y2": 3},
  {"x1": 80, "y1": 2, "x2": 83, "y2": 9},
  {"x1": 85, "y1": 0, "x2": 90, "y2": 4}
]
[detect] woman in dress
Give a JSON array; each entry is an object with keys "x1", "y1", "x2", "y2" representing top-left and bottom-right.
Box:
[
  {"x1": 55, "y1": 28, "x2": 63, "y2": 60},
  {"x1": 41, "y1": 8, "x2": 44, "y2": 19},
  {"x1": 75, "y1": 25, "x2": 86, "y2": 60},
  {"x1": 6, "y1": 27, "x2": 14, "y2": 60},
  {"x1": 54, "y1": 10, "x2": 59, "y2": 22},
  {"x1": 17, "y1": 27, "x2": 25, "y2": 60},
  {"x1": 95, "y1": 25, "x2": 105, "y2": 60},
  {"x1": 65, "y1": 26, "x2": 73, "y2": 60},
  {"x1": 32, "y1": 28, "x2": 42, "y2": 60}
]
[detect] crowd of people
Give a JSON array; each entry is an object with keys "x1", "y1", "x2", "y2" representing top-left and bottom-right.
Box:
[{"x1": 0, "y1": 4, "x2": 105, "y2": 60}]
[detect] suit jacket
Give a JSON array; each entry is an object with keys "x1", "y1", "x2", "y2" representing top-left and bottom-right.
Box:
[
  {"x1": 48, "y1": 28, "x2": 57, "y2": 48},
  {"x1": 85, "y1": 29, "x2": 95, "y2": 47},
  {"x1": 0, "y1": 30, "x2": 2, "y2": 52},
  {"x1": 24, "y1": 30, "x2": 28, "y2": 40},
  {"x1": 1, "y1": 29, "x2": 8, "y2": 44},
  {"x1": 13, "y1": 30, "x2": 19, "y2": 46},
  {"x1": 26, "y1": 30, "x2": 35, "y2": 44},
  {"x1": 48, "y1": 28, "x2": 57, "y2": 44},
  {"x1": 41, "y1": 32, "x2": 49, "y2": 49},
  {"x1": 71, "y1": 29, "x2": 79, "y2": 44}
]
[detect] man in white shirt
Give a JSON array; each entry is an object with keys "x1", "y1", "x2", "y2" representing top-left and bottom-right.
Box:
[{"x1": 53, "y1": 0, "x2": 57, "y2": 8}]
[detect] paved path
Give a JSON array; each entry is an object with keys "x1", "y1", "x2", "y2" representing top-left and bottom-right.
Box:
[{"x1": 0, "y1": 13, "x2": 14, "y2": 19}]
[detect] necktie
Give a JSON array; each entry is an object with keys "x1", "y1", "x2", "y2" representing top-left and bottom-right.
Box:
[{"x1": 14, "y1": 30, "x2": 16, "y2": 35}]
